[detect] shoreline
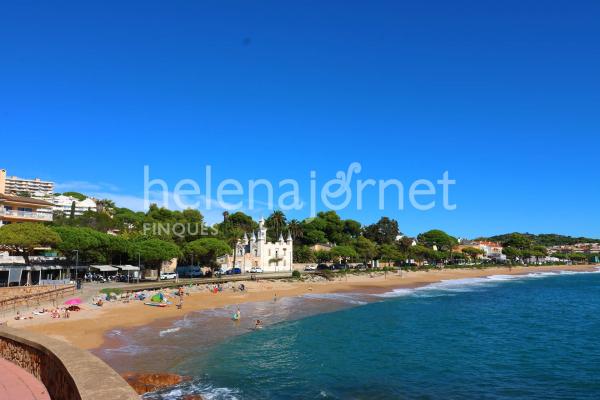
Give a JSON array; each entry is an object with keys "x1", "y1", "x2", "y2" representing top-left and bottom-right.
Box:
[{"x1": 14, "y1": 265, "x2": 598, "y2": 351}]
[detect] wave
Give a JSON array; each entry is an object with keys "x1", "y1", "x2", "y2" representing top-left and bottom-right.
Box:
[
  {"x1": 301, "y1": 292, "x2": 368, "y2": 305},
  {"x1": 103, "y1": 343, "x2": 150, "y2": 355},
  {"x1": 143, "y1": 381, "x2": 241, "y2": 400},
  {"x1": 376, "y1": 268, "x2": 600, "y2": 298},
  {"x1": 159, "y1": 327, "x2": 181, "y2": 337}
]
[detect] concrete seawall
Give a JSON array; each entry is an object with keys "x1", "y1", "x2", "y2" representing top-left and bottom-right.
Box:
[{"x1": 0, "y1": 326, "x2": 138, "y2": 400}]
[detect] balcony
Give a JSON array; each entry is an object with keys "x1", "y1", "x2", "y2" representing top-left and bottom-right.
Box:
[{"x1": 0, "y1": 209, "x2": 53, "y2": 222}]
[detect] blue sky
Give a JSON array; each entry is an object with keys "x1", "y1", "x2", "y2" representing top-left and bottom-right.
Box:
[{"x1": 1, "y1": 0, "x2": 599, "y2": 237}]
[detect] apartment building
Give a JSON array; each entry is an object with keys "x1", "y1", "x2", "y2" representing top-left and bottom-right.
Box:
[
  {"x1": 52, "y1": 194, "x2": 97, "y2": 217},
  {"x1": 0, "y1": 169, "x2": 54, "y2": 225},
  {"x1": 3, "y1": 172, "x2": 54, "y2": 198}
]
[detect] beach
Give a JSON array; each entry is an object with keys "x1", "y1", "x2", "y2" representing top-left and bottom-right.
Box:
[{"x1": 12, "y1": 265, "x2": 596, "y2": 351}]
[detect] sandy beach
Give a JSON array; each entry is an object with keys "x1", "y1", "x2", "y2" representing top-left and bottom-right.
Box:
[{"x1": 12, "y1": 265, "x2": 597, "y2": 350}]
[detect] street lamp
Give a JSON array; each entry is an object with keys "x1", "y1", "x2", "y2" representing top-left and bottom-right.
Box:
[{"x1": 73, "y1": 250, "x2": 79, "y2": 278}]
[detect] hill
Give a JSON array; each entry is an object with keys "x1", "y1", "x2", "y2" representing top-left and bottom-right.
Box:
[{"x1": 481, "y1": 233, "x2": 600, "y2": 247}]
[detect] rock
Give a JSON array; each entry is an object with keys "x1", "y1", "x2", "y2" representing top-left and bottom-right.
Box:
[
  {"x1": 120, "y1": 372, "x2": 191, "y2": 395},
  {"x1": 182, "y1": 396, "x2": 204, "y2": 400}
]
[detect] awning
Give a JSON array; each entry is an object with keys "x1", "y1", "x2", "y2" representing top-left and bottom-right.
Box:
[
  {"x1": 90, "y1": 265, "x2": 119, "y2": 272},
  {"x1": 117, "y1": 265, "x2": 140, "y2": 271}
]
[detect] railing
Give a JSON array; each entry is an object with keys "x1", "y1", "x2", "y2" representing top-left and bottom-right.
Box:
[
  {"x1": 113, "y1": 271, "x2": 293, "y2": 293},
  {"x1": 0, "y1": 209, "x2": 53, "y2": 221}
]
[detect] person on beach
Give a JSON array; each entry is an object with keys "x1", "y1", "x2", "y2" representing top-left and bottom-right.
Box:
[
  {"x1": 177, "y1": 286, "x2": 184, "y2": 309},
  {"x1": 233, "y1": 307, "x2": 241, "y2": 321}
]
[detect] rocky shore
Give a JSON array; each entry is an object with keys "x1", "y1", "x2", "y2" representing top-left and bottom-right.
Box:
[{"x1": 121, "y1": 372, "x2": 203, "y2": 399}]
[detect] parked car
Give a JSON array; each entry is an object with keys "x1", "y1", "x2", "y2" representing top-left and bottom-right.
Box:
[
  {"x1": 176, "y1": 266, "x2": 203, "y2": 278},
  {"x1": 316, "y1": 263, "x2": 330, "y2": 270},
  {"x1": 225, "y1": 268, "x2": 242, "y2": 275},
  {"x1": 355, "y1": 263, "x2": 367, "y2": 270},
  {"x1": 331, "y1": 263, "x2": 349, "y2": 270},
  {"x1": 85, "y1": 273, "x2": 108, "y2": 283},
  {"x1": 160, "y1": 272, "x2": 177, "y2": 280},
  {"x1": 304, "y1": 264, "x2": 317, "y2": 271},
  {"x1": 250, "y1": 267, "x2": 264, "y2": 273}
]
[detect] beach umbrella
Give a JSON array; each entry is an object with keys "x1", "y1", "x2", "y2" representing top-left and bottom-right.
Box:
[{"x1": 64, "y1": 298, "x2": 82, "y2": 305}]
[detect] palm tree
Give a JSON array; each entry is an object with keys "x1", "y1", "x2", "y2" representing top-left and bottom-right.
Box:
[
  {"x1": 266, "y1": 211, "x2": 287, "y2": 239},
  {"x1": 287, "y1": 219, "x2": 303, "y2": 240},
  {"x1": 97, "y1": 199, "x2": 116, "y2": 215}
]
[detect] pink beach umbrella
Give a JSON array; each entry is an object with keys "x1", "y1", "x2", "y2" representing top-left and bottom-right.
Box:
[{"x1": 64, "y1": 298, "x2": 82, "y2": 306}]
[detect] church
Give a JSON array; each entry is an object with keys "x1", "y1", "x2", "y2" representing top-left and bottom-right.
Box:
[{"x1": 218, "y1": 217, "x2": 294, "y2": 273}]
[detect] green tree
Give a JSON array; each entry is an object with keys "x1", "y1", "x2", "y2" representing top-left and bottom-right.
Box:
[
  {"x1": 569, "y1": 253, "x2": 588, "y2": 263},
  {"x1": 343, "y1": 219, "x2": 362, "y2": 239},
  {"x1": 378, "y1": 243, "x2": 402, "y2": 265},
  {"x1": 53, "y1": 226, "x2": 124, "y2": 264},
  {"x1": 316, "y1": 211, "x2": 345, "y2": 244},
  {"x1": 266, "y1": 210, "x2": 287, "y2": 240},
  {"x1": 96, "y1": 199, "x2": 116, "y2": 215},
  {"x1": 293, "y1": 245, "x2": 315, "y2": 263},
  {"x1": 112, "y1": 208, "x2": 145, "y2": 231},
  {"x1": 62, "y1": 192, "x2": 87, "y2": 201},
  {"x1": 364, "y1": 217, "x2": 400, "y2": 245},
  {"x1": 302, "y1": 229, "x2": 327, "y2": 245},
  {"x1": 417, "y1": 230, "x2": 458, "y2": 251},
  {"x1": 503, "y1": 246, "x2": 521, "y2": 262},
  {"x1": 0, "y1": 223, "x2": 61, "y2": 264},
  {"x1": 330, "y1": 245, "x2": 358, "y2": 263},
  {"x1": 183, "y1": 238, "x2": 231, "y2": 269},
  {"x1": 129, "y1": 238, "x2": 181, "y2": 277},
  {"x1": 461, "y1": 246, "x2": 485, "y2": 263},
  {"x1": 287, "y1": 219, "x2": 304, "y2": 241},
  {"x1": 354, "y1": 236, "x2": 377, "y2": 265},
  {"x1": 409, "y1": 244, "x2": 437, "y2": 265},
  {"x1": 314, "y1": 250, "x2": 332, "y2": 263},
  {"x1": 216, "y1": 211, "x2": 257, "y2": 236},
  {"x1": 501, "y1": 233, "x2": 533, "y2": 250}
]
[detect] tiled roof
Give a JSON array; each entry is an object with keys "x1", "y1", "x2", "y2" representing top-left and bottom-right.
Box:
[{"x1": 0, "y1": 194, "x2": 53, "y2": 207}]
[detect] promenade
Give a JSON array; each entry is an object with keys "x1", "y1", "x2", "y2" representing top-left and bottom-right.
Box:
[{"x1": 0, "y1": 358, "x2": 50, "y2": 400}]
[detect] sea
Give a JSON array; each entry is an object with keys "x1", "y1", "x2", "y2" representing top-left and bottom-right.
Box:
[{"x1": 96, "y1": 269, "x2": 600, "y2": 399}]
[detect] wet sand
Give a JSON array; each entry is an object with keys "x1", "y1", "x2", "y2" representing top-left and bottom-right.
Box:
[{"x1": 13, "y1": 265, "x2": 597, "y2": 350}]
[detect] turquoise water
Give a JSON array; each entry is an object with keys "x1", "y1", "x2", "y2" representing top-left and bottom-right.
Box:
[{"x1": 136, "y1": 270, "x2": 600, "y2": 399}]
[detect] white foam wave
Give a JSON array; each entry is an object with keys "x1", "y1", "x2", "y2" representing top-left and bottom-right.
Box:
[
  {"x1": 104, "y1": 343, "x2": 149, "y2": 355},
  {"x1": 143, "y1": 382, "x2": 241, "y2": 400},
  {"x1": 302, "y1": 292, "x2": 368, "y2": 305},
  {"x1": 159, "y1": 327, "x2": 181, "y2": 337},
  {"x1": 201, "y1": 386, "x2": 241, "y2": 400},
  {"x1": 375, "y1": 269, "x2": 598, "y2": 298}
]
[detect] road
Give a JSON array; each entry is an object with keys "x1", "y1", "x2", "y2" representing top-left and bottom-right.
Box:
[{"x1": 84, "y1": 271, "x2": 294, "y2": 293}]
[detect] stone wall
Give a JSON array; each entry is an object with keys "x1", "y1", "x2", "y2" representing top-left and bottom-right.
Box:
[
  {"x1": 0, "y1": 285, "x2": 57, "y2": 301},
  {"x1": 0, "y1": 327, "x2": 139, "y2": 400}
]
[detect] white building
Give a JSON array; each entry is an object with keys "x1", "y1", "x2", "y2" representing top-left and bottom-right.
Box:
[
  {"x1": 52, "y1": 195, "x2": 97, "y2": 217},
  {"x1": 458, "y1": 240, "x2": 506, "y2": 261},
  {"x1": 4, "y1": 173, "x2": 54, "y2": 198},
  {"x1": 218, "y1": 218, "x2": 293, "y2": 273}
]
